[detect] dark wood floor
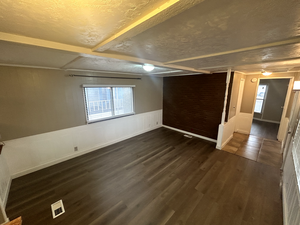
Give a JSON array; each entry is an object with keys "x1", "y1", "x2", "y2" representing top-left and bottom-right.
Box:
[
  {"x1": 223, "y1": 133, "x2": 283, "y2": 168},
  {"x1": 6, "y1": 128, "x2": 283, "y2": 225},
  {"x1": 250, "y1": 119, "x2": 279, "y2": 140}
]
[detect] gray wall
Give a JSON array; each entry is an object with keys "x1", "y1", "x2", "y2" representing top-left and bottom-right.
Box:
[
  {"x1": 241, "y1": 73, "x2": 295, "y2": 114},
  {"x1": 254, "y1": 79, "x2": 289, "y2": 122},
  {"x1": 0, "y1": 66, "x2": 163, "y2": 141}
]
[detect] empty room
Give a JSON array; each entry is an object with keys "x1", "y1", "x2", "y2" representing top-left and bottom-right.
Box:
[{"x1": 1, "y1": 0, "x2": 300, "y2": 225}]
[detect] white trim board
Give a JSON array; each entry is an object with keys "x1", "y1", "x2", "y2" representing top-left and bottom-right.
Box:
[
  {"x1": 0, "y1": 199, "x2": 8, "y2": 224},
  {"x1": 253, "y1": 117, "x2": 280, "y2": 124},
  {"x1": 2, "y1": 179, "x2": 11, "y2": 208},
  {"x1": 2, "y1": 110, "x2": 163, "y2": 179},
  {"x1": 162, "y1": 125, "x2": 217, "y2": 143},
  {"x1": 282, "y1": 184, "x2": 288, "y2": 225}
]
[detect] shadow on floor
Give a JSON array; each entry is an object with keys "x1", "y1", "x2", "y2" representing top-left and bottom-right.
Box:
[{"x1": 222, "y1": 132, "x2": 282, "y2": 168}]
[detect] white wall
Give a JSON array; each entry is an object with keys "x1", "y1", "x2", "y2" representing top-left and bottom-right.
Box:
[
  {"x1": 235, "y1": 112, "x2": 253, "y2": 134},
  {"x1": 2, "y1": 110, "x2": 162, "y2": 179},
  {"x1": 220, "y1": 116, "x2": 236, "y2": 148}
]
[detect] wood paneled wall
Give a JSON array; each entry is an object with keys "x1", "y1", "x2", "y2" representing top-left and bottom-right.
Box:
[{"x1": 163, "y1": 73, "x2": 227, "y2": 140}]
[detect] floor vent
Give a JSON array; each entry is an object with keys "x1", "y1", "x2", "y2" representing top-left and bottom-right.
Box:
[
  {"x1": 51, "y1": 200, "x2": 65, "y2": 219},
  {"x1": 184, "y1": 134, "x2": 193, "y2": 138}
]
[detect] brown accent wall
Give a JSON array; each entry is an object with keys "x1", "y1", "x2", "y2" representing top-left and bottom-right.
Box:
[
  {"x1": 163, "y1": 73, "x2": 227, "y2": 140},
  {"x1": 0, "y1": 66, "x2": 163, "y2": 141}
]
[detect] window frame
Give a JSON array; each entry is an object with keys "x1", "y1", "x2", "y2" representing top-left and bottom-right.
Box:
[
  {"x1": 254, "y1": 84, "x2": 268, "y2": 114},
  {"x1": 82, "y1": 84, "x2": 135, "y2": 124}
]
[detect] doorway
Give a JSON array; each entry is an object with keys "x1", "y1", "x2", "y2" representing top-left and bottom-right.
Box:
[{"x1": 250, "y1": 78, "x2": 290, "y2": 140}]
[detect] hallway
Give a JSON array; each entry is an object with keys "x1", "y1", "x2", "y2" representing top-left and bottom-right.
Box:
[
  {"x1": 250, "y1": 119, "x2": 279, "y2": 140},
  {"x1": 222, "y1": 132, "x2": 282, "y2": 168}
]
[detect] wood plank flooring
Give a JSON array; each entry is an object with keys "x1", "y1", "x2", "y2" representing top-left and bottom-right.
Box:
[
  {"x1": 222, "y1": 132, "x2": 283, "y2": 168},
  {"x1": 6, "y1": 128, "x2": 283, "y2": 225},
  {"x1": 250, "y1": 119, "x2": 279, "y2": 140}
]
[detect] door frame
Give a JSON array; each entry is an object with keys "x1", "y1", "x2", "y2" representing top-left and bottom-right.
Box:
[{"x1": 250, "y1": 76, "x2": 294, "y2": 141}]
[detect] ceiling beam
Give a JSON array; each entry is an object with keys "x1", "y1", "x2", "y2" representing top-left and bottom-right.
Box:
[
  {"x1": 0, "y1": 32, "x2": 210, "y2": 74},
  {"x1": 92, "y1": 0, "x2": 181, "y2": 52},
  {"x1": 91, "y1": 0, "x2": 206, "y2": 52},
  {"x1": 164, "y1": 37, "x2": 300, "y2": 65},
  {"x1": 196, "y1": 57, "x2": 300, "y2": 71}
]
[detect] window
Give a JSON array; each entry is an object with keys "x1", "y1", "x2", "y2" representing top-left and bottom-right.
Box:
[
  {"x1": 254, "y1": 85, "x2": 267, "y2": 113},
  {"x1": 83, "y1": 85, "x2": 134, "y2": 123}
]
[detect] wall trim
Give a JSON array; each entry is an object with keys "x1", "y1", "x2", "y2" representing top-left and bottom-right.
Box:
[
  {"x1": 162, "y1": 125, "x2": 217, "y2": 143},
  {"x1": 3, "y1": 179, "x2": 11, "y2": 208},
  {"x1": 253, "y1": 117, "x2": 280, "y2": 124},
  {"x1": 0, "y1": 198, "x2": 8, "y2": 224},
  {"x1": 282, "y1": 184, "x2": 288, "y2": 225},
  {"x1": 11, "y1": 124, "x2": 162, "y2": 179}
]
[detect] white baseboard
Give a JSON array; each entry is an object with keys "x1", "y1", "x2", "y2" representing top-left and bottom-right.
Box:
[
  {"x1": 162, "y1": 125, "x2": 217, "y2": 143},
  {"x1": 253, "y1": 118, "x2": 280, "y2": 124},
  {"x1": 235, "y1": 129, "x2": 250, "y2": 135},
  {"x1": 221, "y1": 134, "x2": 233, "y2": 149},
  {"x1": 11, "y1": 125, "x2": 161, "y2": 179}
]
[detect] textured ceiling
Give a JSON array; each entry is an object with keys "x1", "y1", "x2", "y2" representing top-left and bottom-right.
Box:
[
  {"x1": 104, "y1": 0, "x2": 300, "y2": 62},
  {"x1": 0, "y1": 0, "x2": 300, "y2": 75},
  {"x1": 0, "y1": 0, "x2": 163, "y2": 47},
  {"x1": 173, "y1": 43, "x2": 300, "y2": 69},
  {"x1": 0, "y1": 41, "x2": 79, "y2": 68},
  {"x1": 64, "y1": 56, "x2": 181, "y2": 75}
]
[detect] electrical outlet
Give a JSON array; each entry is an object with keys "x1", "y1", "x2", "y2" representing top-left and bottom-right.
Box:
[
  {"x1": 156, "y1": 122, "x2": 158, "y2": 125},
  {"x1": 74, "y1": 146, "x2": 78, "y2": 151}
]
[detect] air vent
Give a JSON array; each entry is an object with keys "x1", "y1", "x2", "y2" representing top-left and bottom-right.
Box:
[{"x1": 51, "y1": 200, "x2": 65, "y2": 219}]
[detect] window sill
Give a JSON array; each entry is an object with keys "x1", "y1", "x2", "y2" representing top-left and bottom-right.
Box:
[{"x1": 87, "y1": 112, "x2": 135, "y2": 124}]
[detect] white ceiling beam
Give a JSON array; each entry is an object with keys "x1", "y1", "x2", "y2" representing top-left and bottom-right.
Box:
[
  {"x1": 92, "y1": 0, "x2": 181, "y2": 52},
  {"x1": 164, "y1": 37, "x2": 300, "y2": 64},
  {"x1": 91, "y1": 0, "x2": 206, "y2": 52},
  {"x1": 196, "y1": 57, "x2": 300, "y2": 70},
  {"x1": 0, "y1": 32, "x2": 210, "y2": 74}
]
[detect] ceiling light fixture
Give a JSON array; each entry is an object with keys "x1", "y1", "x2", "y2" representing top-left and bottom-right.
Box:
[
  {"x1": 261, "y1": 70, "x2": 272, "y2": 76},
  {"x1": 143, "y1": 64, "x2": 154, "y2": 72}
]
